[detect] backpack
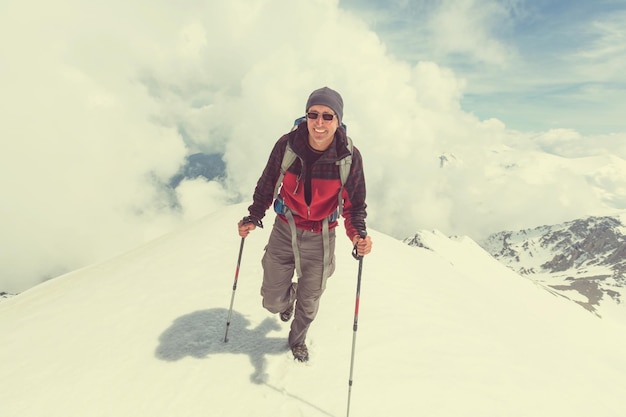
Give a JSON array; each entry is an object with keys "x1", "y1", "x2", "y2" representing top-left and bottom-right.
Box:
[{"x1": 272, "y1": 116, "x2": 353, "y2": 217}]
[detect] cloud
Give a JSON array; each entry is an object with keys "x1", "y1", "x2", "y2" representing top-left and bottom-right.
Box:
[
  {"x1": 1, "y1": 1, "x2": 191, "y2": 292},
  {"x1": 1, "y1": 0, "x2": 625, "y2": 293},
  {"x1": 428, "y1": 0, "x2": 519, "y2": 67},
  {"x1": 175, "y1": 178, "x2": 231, "y2": 223},
  {"x1": 341, "y1": 1, "x2": 626, "y2": 135},
  {"x1": 573, "y1": 10, "x2": 626, "y2": 80}
]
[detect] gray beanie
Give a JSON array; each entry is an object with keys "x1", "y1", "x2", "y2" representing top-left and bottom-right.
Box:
[{"x1": 305, "y1": 87, "x2": 343, "y2": 123}]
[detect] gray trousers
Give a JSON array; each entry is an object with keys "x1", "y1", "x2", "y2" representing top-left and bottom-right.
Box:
[{"x1": 261, "y1": 216, "x2": 336, "y2": 347}]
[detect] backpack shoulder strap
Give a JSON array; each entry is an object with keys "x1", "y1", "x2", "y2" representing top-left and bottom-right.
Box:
[
  {"x1": 273, "y1": 140, "x2": 298, "y2": 201},
  {"x1": 336, "y1": 136, "x2": 353, "y2": 216},
  {"x1": 337, "y1": 136, "x2": 353, "y2": 186},
  {"x1": 273, "y1": 119, "x2": 305, "y2": 201}
]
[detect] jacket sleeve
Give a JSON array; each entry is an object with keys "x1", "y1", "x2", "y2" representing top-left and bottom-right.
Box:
[
  {"x1": 247, "y1": 136, "x2": 288, "y2": 221},
  {"x1": 342, "y1": 145, "x2": 367, "y2": 240}
]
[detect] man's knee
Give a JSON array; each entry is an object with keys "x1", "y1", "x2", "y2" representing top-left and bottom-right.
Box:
[{"x1": 261, "y1": 286, "x2": 288, "y2": 313}]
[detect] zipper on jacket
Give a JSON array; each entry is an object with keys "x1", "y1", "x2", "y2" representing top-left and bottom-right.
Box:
[
  {"x1": 292, "y1": 158, "x2": 303, "y2": 195},
  {"x1": 292, "y1": 177, "x2": 300, "y2": 195}
]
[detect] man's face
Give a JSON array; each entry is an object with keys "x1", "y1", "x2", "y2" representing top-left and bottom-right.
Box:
[{"x1": 306, "y1": 104, "x2": 338, "y2": 151}]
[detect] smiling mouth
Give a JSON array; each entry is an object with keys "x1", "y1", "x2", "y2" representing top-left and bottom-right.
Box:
[{"x1": 314, "y1": 128, "x2": 326, "y2": 133}]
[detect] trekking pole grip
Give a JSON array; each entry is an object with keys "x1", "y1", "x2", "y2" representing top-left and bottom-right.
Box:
[{"x1": 351, "y1": 230, "x2": 367, "y2": 260}]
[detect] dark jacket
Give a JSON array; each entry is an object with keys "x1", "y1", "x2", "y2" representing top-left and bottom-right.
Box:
[{"x1": 248, "y1": 122, "x2": 367, "y2": 240}]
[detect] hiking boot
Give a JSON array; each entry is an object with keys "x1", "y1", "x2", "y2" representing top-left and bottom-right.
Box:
[
  {"x1": 279, "y1": 304, "x2": 294, "y2": 322},
  {"x1": 291, "y1": 342, "x2": 309, "y2": 362},
  {"x1": 279, "y1": 282, "x2": 297, "y2": 322}
]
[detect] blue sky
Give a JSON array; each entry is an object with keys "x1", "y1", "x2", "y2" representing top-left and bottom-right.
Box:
[{"x1": 339, "y1": 0, "x2": 626, "y2": 134}]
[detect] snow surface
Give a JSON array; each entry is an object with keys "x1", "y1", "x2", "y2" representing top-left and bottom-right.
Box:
[{"x1": 2, "y1": 203, "x2": 626, "y2": 417}]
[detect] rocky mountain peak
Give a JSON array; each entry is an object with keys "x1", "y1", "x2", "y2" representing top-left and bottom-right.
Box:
[{"x1": 479, "y1": 215, "x2": 626, "y2": 317}]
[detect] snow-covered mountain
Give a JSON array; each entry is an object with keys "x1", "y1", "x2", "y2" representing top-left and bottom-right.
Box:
[
  {"x1": 475, "y1": 214, "x2": 626, "y2": 324},
  {"x1": 2, "y1": 204, "x2": 626, "y2": 416}
]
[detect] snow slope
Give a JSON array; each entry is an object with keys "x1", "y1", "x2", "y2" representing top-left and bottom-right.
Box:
[{"x1": 1, "y1": 203, "x2": 626, "y2": 417}]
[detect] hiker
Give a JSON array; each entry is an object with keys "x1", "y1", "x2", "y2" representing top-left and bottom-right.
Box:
[{"x1": 237, "y1": 86, "x2": 372, "y2": 362}]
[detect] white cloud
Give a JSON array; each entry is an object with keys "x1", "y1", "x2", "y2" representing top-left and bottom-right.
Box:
[
  {"x1": 1, "y1": 0, "x2": 625, "y2": 293},
  {"x1": 428, "y1": 0, "x2": 519, "y2": 67},
  {"x1": 573, "y1": 11, "x2": 626, "y2": 81},
  {"x1": 175, "y1": 178, "x2": 231, "y2": 223}
]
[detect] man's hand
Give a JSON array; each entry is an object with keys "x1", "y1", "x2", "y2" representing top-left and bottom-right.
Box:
[
  {"x1": 352, "y1": 234, "x2": 372, "y2": 256},
  {"x1": 238, "y1": 220, "x2": 256, "y2": 238},
  {"x1": 237, "y1": 216, "x2": 262, "y2": 238}
]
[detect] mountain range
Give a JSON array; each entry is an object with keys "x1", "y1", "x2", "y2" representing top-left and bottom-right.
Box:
[
  {"x1": 405, "y1": 214, "x2": 626, "y2": 325},
  {"x1": 477, "y1": 214, "x2": 626, "y2": 324}
]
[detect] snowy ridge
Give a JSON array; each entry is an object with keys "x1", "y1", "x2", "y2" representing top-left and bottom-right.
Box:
[{"x1": 2, "y1": 204, "x2": 626, "y2": 416}]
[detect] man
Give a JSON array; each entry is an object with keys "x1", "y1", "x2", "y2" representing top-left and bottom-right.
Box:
[{"x1": 238, "y1": 86, "x2": 372, "y2": 362}]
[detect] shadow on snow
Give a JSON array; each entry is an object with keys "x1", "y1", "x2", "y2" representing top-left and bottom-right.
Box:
[{"x1": 155, "y1": 308, "x2": 288, "y2": 384}]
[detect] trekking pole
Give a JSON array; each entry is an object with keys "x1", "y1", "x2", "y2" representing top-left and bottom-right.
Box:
[
  {"x1": 224, "y1": 216, "x2": 262, "y2": 343},
  {"x1": 346, "y1": 230, "x2": 367, "y2": 417},
  {"x1": 223, "y1": 236, "x2": 245, "y2": 343}
]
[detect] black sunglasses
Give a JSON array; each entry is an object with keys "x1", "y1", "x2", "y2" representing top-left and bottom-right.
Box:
[{"x1": 307, "y1": 112, "x2": 335, "y2": 121}]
